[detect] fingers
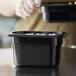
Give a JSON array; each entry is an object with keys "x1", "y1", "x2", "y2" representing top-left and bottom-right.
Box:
[
  {"x1": 26, "y1": 0, "x2": 36, "y2": 11},
  {"x1": 20, "y1": 5, "x2": 28, "y2": 19},
  {"x1": 21, "y1": 1, "x2": 31, "y2": 16},
  {"x1": 16, "y1": 0, "x2": 37, "y2": 19},
  {"x1": 24, "y1": 0, "x2": 33, "y2": 12},
  {"x1": 35, "y1": 0, "x2": 41, "y2": 7}
]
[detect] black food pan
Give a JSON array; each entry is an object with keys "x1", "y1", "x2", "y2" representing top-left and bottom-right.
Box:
[
  {"x1": 9, "y1": 31, "x2": 67, "y2": 67},
  {"x1": 41, "y1": 2, "x2": 76, "y2": 22}
]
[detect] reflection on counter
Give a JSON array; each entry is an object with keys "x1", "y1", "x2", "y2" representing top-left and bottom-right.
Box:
[
  {"x1": 14, "y1": 67, "x2": 59, "y2": 76},
  {"x1": 0, "y1": 65, "x2": 13, "y2": 76}
]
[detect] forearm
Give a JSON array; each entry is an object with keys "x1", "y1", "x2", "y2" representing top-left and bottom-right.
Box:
[{"x1": 0, "y1": 0, "x2": 16, "y2": 17}]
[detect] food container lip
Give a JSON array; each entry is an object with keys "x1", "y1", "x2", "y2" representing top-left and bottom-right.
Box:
[
  {"x1": 40, "y1": 2, "x2": 76, "y2": 6},
  {"x1": 8, "y1": 31, "x2": 67, "y2": 38}
]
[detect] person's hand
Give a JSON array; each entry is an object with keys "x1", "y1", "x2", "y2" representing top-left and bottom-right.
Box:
[{"x1": 14, "y1": 0, "x2": 39, "y2": 19}]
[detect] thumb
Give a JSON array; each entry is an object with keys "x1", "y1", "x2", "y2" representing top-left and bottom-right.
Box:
[{"x1": 35, "y1": 0, "x2": 41, "y2": 7}]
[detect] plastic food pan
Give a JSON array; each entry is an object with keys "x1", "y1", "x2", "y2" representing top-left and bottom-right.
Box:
[
  {"x1": 41, "y1": 2, "x2": 76, "y2": 22},
  {"x1": 9, "y1": 31, "x2": 67, "y2": 67}
]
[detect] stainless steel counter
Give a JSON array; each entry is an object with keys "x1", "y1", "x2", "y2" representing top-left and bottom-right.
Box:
[{"x1": 0, "y1": 47, "x2": 76, "y2": 76}]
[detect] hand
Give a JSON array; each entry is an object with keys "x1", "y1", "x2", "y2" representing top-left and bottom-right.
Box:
[{"x1": 15, "y1": 0, "x2": 37, "y2": 19}]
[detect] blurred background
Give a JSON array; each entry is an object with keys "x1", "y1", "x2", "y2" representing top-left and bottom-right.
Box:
[{"x1": 0, "y1": 15, "x2": 18, "y2": 48}]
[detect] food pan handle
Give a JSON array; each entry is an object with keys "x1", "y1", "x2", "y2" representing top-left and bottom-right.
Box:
[{"x1": 63, "y1": 33, "x2": 68, "y2": 38}]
